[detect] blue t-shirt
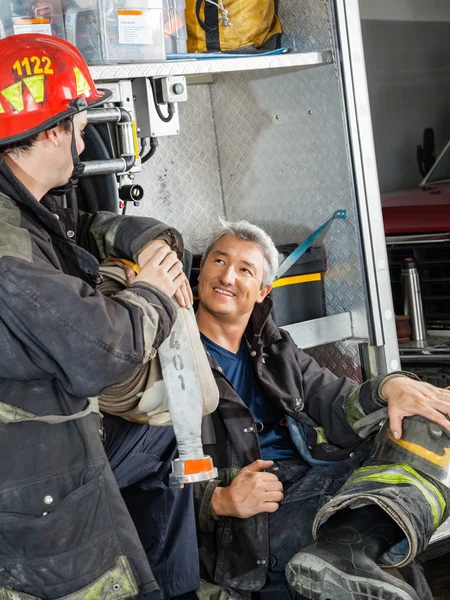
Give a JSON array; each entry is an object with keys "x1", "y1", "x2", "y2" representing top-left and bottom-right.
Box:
[{"x1": 201, "y1": 334, "x2": 297, "y2": 461}]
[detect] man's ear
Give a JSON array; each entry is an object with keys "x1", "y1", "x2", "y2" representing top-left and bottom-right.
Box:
[
  {"x1": 255, "y1": 284, "x2": 272, "y2": 304},
  {"x1": 43, "y1": 127, "x2": 61, "y2": 148},
  {"x1": 197, "y1": 261, "x2": 203, "y2": 282}
]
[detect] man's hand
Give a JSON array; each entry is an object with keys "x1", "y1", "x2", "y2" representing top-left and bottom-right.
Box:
[
  {"x1": 126, "y1": 244, "x2": 184, "y2": 299},
  {"x1": 174, "y1": 274, "x2": 193, "y2": 309},
  {"x1": 381, "y1": 376, "x2": 450, "y2": 440},
  {"x1": 127, "y1": 240, "x2": 192, "y2": 308},
  {"x1": 136, "y1": 239, "x2": 170, "y2": 270},
  {"x1": 211, "y1": 459, "x2": 284, "y2": 519}
]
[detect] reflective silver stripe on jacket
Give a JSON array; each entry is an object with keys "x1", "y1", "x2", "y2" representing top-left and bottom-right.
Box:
[
  {"x1": 0, "y1": 396, "x2": 99, "y2": 425},
  {"x1": 0, "y1": 555, "x2": 139, "y2": 600}
]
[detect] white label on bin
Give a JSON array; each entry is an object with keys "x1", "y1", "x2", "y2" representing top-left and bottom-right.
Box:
[
  {"x1": 13, "y1": 18, "x2": 52, "y2": 36},
  {"x1": 118, "y1": 10, "x2": 153, "y2": 45}
]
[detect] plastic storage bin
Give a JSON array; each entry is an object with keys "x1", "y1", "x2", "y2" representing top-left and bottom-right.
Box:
[
  {"x1": 0, "y1": 0, "x2": 66, "y2": 40},
  {"x1": 271, "y1": 245, "x2": 326, "y2": 327},
  {"x1": 63, "y1": 0, "x2": 165, "y2": 64},
  {"x1": 163, "y1": 0, "x2": 185, "y2": 54}
]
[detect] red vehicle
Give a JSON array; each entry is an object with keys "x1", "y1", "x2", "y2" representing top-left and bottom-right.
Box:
[
  {"x1": 383, "y1": 139, "x2": 450, "y2": 236},
  {"x1": 382, "y1": 137, "x2": 450, "y2": 333}
]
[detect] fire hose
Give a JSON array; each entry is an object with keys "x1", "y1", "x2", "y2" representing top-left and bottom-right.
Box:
[{"x1": 97, "y1": 259, "x2": 218, "y2": 486}]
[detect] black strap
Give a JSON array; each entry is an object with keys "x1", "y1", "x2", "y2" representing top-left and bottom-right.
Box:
[
  {"x1": 195, "y1": 0, "x2": 220, "y2": 51},
  {"x1": 49, "y1": 117, "x2": 86, "y2": 196}
]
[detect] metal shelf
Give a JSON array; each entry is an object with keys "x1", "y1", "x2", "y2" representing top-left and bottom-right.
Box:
[
  {"x1": 89, "y1": 50, "x2": 333, "y2": 81},
  {"x1": 281, "y1": 312, "x2": 352, "y2": 349}
]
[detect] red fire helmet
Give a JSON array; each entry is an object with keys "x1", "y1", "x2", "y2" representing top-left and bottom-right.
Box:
[{"x1": 0, "y1": 34, "x2": 111, "y2": 146}]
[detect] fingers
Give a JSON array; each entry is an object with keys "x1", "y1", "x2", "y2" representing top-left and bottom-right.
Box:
[
  {"x1": 421, "y1": 385, "x2": 450, "y2": 405},
  {"x1": 244, "y1": 459, "x2": 274, "y2": 472},
  {"x1": 160, "y1": 249, "x2": 182, "y2": 272},
  {"x1": 423, "y1": 381, "x2": 450, "y2": 395},
  {"x1": 429, "y1": 398, "x2": 450, "y2": 417},
  {"x1": 124, "y1": 264, "x2": 137, "y2": 285},
  {"x1": 263, "y1": 478, "x2": 283, "y2": 492},
  {"x1": 389, "y1": 402, "x2": 450, "y2": 441},
  {"x1": 182, "y1": 284, "x2": 192, "y2": 309},
  {"x1": 134, "y1": 247, "x2": 185, "y2": 297},
  {"x1": 435, "y1": 391, "x2": 450, "y2": 408},
  {"x1": 137, "y1": 239, "x2": 169, "y2": 268},
  {"x1": 421, "y1": 407, "x2": 450, "y2": 434},
  {"x1": 174, "y1": 288, "x2": 186, "y2": 308},
  {"x1": 186, "y1": 281, "x2": 194, "y2": 305},
  {"x1": 262, "y1": 488, "x2": 284, "y2": 502},
  {"x1": 174, "y1": 277, "x2": 193, "y2": 309},
  {"x1": 388, "y1": 413, "x2": 403, "y2": 440},
  {"x1": 263, "y1": 502, "x2": 281, "y2": 514},
  {"x1": 181, "y1": 276, "x2": 194, "y2": 308},
  {"x1": 387, "y1": 377, "x2": 450, "y2": 440},
  {"x1": 146, "y1": 244, "x2": 174, "y2": 267}
]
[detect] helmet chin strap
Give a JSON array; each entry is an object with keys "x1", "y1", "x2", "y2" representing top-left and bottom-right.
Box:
[{"x1": 49, "y1": 116, "x2": 85, "y2": 196}]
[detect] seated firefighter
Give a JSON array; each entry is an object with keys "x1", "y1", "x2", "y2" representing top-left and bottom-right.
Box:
[
  {"x1": 193, "y1": 219, "x2": 450, "y2": 600},
  {"x1": 0, "y1": 34, "x2": 201, "y2": 600}
]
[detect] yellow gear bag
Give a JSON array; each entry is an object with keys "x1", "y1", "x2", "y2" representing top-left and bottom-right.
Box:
[{"x1": 186, "y1": 0, "x2": 282, "y2": 53}]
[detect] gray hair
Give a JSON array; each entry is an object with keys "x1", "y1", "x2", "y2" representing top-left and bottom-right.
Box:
[{"x1": 201, "y1": 219, "x2": 279, "y2": 287}]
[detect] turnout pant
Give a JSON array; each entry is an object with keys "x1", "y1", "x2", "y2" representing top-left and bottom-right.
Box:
[
  {"x1": 259, "y1": 455, "x2": 435, "y2": 600},
  {"x1": 103, "y1": 414, "x2": 200, "y2": 599}
]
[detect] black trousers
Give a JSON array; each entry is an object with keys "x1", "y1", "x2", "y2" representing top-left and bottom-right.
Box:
[{"x1": 103, "y1": 414, "x2": 200, "y2": 599}]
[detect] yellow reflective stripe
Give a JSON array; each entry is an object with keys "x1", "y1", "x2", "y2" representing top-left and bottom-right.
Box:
[
  {"x1": 73, "y1": 66, "x2": 91, "y2": 96},
  {"x1": 345, "y1": 463, "x2": 446, "y2": 530},
  {"x1": 342, "y1": 386, "x2": 365, "y2": 430},
  {"x1": 1, "y1": 81, "x2": 24, "y2": 112},
  {"x1": 272, "y1": 273, "x2": 321, "y2": 288},
  {"x1": 315, "y1": 426, "x2": 328, "y2": 444},
  {"x1": 351, "y1": 463, "x2": 446, "y2": 512},
  {"x1": 23, "y1": 75, "x2": 44, "y2": 103},
  {"x1": 394, "y1": 463, "x2": 446, "y2": 516},
  {"x1": 0, "y1": 103, "x2": 4, "y2": 114},
  {"x1": 386, "y1": 428, "x2": 450, "y2": 469}
]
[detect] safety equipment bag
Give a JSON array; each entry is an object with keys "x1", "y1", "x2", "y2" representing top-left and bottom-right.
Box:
[{"x1": 186, "y1": 0, "x2": 282, "y2": 53}]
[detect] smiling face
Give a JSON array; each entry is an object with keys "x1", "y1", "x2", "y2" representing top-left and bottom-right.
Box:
[{"x1": 198, "y1": 235, "x2": 272, "y2": 323}]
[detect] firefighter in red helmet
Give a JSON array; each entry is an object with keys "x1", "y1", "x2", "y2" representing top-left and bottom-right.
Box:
[
  {"x1": 0, "y1": 34, "x2": 109, "y2": 142},
  {"x1": 0, "y1": 34, "x2": 111, "y2": 193},
  {"x1": 0, "y1": 34, "x2": 199, "y2": 599}
]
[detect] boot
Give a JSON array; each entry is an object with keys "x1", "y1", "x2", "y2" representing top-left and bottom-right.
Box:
[{"x1": 285, "y1": 505, "x2": 421, "y2": 600}]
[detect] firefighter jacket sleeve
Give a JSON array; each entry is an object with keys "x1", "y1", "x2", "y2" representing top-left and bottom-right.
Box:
[
  {"x1": 294, "y1": 344, "x2": 417, "y2": 448},
  {"x1": 0, "y1": 250, "x2": 177, "y2": 399},
  {"x1": 76, "y1": 210, "x2": 184, "y2": 262}
]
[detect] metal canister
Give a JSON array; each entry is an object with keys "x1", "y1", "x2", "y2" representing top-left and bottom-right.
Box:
[{"x1": 401, "y1": 257, "x2": 427, "y2": 341}]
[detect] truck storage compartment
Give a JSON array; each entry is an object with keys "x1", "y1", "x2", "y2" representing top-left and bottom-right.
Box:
[
  {"x1": 271, "y1": 245, "x2": 326, "y2": 326},
  {"x1": 90, "y1": 0, "x2": 396, "y2": 370}
]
